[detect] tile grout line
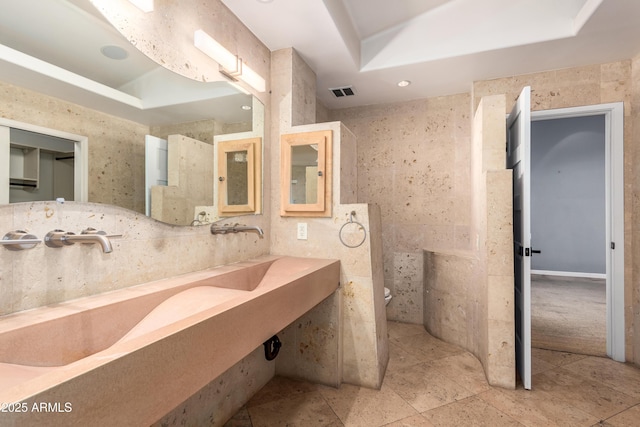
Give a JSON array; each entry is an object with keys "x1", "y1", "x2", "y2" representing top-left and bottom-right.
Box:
[{"x1": 599, "y1": 401, "x2": 640, "y2": 424}]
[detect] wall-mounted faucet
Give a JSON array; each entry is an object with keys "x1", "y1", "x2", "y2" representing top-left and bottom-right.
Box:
[
  {"x1": 44, "y1": 228, "x2": 117, "y2": 253},
  {"x1": 210, "y1": 223, "x2": 264, "y2": 238},
  {"x1": 1, "y1": 230, "x2": 42, "y2": 251}
]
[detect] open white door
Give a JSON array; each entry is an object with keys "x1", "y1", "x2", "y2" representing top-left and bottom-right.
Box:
[
  {"x1": 145, "y1": 135, "x2": 168, "y2": 216},
  {"x1": 507, "y1": 86, "x2": 532, "y2": 390}
]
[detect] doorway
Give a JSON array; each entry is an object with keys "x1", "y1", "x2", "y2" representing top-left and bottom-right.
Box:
[
  {"x1": 530, "y1": 115, "x2": 607, "y2": 356},
  {"x1": 531, "y1": 103, "x2": 625, "y2": 362},
  {"x1": 0, "y1": 117, "x2": 88, "y2": 204}
]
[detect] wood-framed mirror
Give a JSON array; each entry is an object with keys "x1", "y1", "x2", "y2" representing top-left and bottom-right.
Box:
[
  {"x1": 217, "y1": 137, "x2": 262, "y2": 216},
  {"x1": 280, "y1": 130, "x2": 332, "y2": 217}
]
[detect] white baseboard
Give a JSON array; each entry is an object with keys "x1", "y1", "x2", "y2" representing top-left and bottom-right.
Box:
[{"x1": 531, "y1": 269, "x2": 606, "y2": 279}]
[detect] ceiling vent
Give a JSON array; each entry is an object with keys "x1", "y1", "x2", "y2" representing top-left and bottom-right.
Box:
[{"x1": 329, "y1": 86, "x2": 355, "y2": 98}]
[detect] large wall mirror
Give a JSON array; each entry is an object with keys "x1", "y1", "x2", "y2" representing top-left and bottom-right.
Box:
[{"x1": 0, "y1": 0, "x2": 264, "y2": 226}]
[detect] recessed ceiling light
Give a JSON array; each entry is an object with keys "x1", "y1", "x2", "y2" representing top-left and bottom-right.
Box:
[
  {"x1": 256, "y1": 0, "x2": 274, "y2": 3},
  {"x1": 397, "y1": 80, "x2": 411, "y2": 87},
  {"x1": 101, "y1": 45, "x2": 129, "y2": 60}
]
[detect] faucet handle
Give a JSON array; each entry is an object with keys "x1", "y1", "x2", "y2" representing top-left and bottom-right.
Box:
[
  {"x1": 1, "y1": 230, "x2": 42, "y2": 251},
  {"x1": 81, "y1": 227, "x2": 106, "y2": 236},
  {"x1": 44, "y1": 229, "x2": 74, "y2": 248}
]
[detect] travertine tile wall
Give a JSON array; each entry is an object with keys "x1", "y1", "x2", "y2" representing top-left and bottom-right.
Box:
[
  {"x1": 332, "y1": 59, "x2": 640, "y2": 368},
  {"x1": 330, "y1": 94, "x2": 472, "y2": 324},
  {"x1": 472, "y1": 95, "x2": 514, "y2": 388},
  {"x1": 0, "y1": 81, "x2": 147, "y2": 213},
  {"x1": 0, "y1": 202, "x2": 269, "y2": 314},
  {"x1": 270, "y1": 49, "x2": 388, "y2": 389},
  {"x1": 424, "y1": 95, "x2": 515, "y2": 389},
  {"x1": 151, "y1": 118, "x2": 226, "y2": 146}
]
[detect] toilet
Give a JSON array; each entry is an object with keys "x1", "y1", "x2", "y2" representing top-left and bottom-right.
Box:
[{"x1": 384, "y1": 287, "x2": 392, "y2": 306}]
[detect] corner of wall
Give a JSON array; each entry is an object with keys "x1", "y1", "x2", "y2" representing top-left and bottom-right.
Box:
[
  {"x1": 474, "y1": 94, "x2": 515, "y2": 389},
  {"x1": 425, "y1": 92, "x2": 514, "y2": 389},
  {"x1": 270, "y1": 50, "x2": 386, "y2": 389},
  {"x1": 630, "y1": 55, "x2": 640, "y2": 364}
]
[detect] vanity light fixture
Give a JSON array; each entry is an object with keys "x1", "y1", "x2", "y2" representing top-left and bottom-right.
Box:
[
  {"x1": 240, "y1": 63, "x2": 266, "y2": 93},
  {"x1": 241, "y1": 105, "x2": 252, "y2": 110},
  {"x1": 194, "y1": 29, "x2": 239, "y2": 74},
  {"x1": 194, "y1": 29, "x2": 266, "y2": 93},
  {"x1": 397, "y1": 80, "x2": 411, "y2": 87},
  {"x1": 127, "y1": 0, "x2": 154, "y2": 12}
]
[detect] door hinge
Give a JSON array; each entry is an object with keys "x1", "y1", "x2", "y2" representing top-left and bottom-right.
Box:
[{"x1": 611, "y1": 241, "x2": 615, "y2": 250}]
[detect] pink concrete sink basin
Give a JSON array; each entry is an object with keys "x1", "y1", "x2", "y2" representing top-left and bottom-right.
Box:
[
  {"x1": 0, "y1": 257, "x2": 277, "y2": 368},
  {"x1": 0, "y1": 255, "x2": 340, "y2": 426}
]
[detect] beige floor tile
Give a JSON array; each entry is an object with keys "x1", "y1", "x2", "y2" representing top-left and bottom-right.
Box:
[
  {"x1": 391, "y1": 332, "x2": 465, "y2": 363},
  {"x1": 387, "y1": 320, "x2": 428, "y2": 339},
  {"x1": 383, "y1": 414, "x2": 436, "y2": 427},
  {"x1": 531, "y1": 354, "x2": 556, "y2": 375},
  {"x1": 223, "y1": 406, "x2": 252, "y2": 427},
  {"x1": 247, "y1": 391, "x2": 342, "y2": 427},
  {"x1": 384, "y1": 361, "x2": 474, "y2": 412},
  {"x1": 233, "y1": 322, "x2": 640, "y2": 427},
  {"x1": 318, "y1": 383, "x2": 417, "y2": 427},
  {"x1": 422, "y1": 396, "x2": 524, "y2": 426},
  {"x1": 561, "y1": 356, "x2": 640, "y2": 399},
  {"x1": 531, "y1": 347, "x2": 587, "y2": 367},
  {"x1": 247, "y1": 376, "x2": 321, "y2": 408},
  {"x1": 533, "y1": 367, "x2": 639, "y2": 419},
  {"x1": 599, "y1": 404, "x2": 640, "y2": 426},
  {"x1": 427, "y1": 352, "x2": 491, "y2": 394},
  {"x1": 386, "y1": 342, "x2": 425, "y2": 374},
  {"x1": 477, "y1": 388, "x2": 599, "y2": 427}
]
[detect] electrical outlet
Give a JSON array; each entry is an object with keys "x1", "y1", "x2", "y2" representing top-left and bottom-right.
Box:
[{"x1": 297, "y1": 222, "x2": 308, "y2": 240}]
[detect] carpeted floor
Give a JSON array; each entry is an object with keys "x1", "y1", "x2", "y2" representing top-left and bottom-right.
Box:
[{"x1": 531, "y1": 274, "x2": 607, "y2": 357}]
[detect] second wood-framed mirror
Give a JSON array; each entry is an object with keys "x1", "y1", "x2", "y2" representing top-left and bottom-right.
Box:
[
  {"x1": 217, "y1": 137, "x2": 262, "y2": 216},
  {"x1": 280, "y1": 130, "x2": 332, "y2": 217}
]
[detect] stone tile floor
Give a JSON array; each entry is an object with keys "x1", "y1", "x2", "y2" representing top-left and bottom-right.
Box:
[{"x1": 225, "y1": 321, "x2": 640, "y2": 426}]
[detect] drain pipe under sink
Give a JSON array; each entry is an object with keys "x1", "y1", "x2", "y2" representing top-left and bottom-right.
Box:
[{"x1": 263, "y1": 335, "x2": 282, "y2": 361}]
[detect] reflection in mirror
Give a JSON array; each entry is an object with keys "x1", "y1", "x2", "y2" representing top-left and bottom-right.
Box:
[
  {"x1": 280, "y1": 130, "x2": 332, "y2": 217},
  {"x1": 150, "y1": 134, "x2": 214, "y2": 226},
  {"x1": 290, "y1": 144, "x2": 319, "y2": 205},
  {"x1": 7, "y1": 129, "x2": 75, "y2": 203},
  {"x1": 216, "y1": 137, "x2": 261, "y2": 216},
  {"x1": 0, "y1": 0, "x2": 264, "y2": 226},
  {"x1": 227, "y1": 151, "x2": 249, "y2": 206}
]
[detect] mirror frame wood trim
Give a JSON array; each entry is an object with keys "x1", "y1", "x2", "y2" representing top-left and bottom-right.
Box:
[
  {"x1": 280, "y1": 130, "x2": 332, "y2": 217},
  {"x1": 217, "y1": 137, "x2": 262, "y2": 216}
]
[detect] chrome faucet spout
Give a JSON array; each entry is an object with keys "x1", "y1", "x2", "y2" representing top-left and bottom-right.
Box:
[
  {"x1": 233, "y1": 225, "x2": 264, "y2": 237},
  {"x1": 64, "y1": 234, "x2": 113, "y2": 253},
  {"x1": 210, "y1": 223, "x2": 264, "y2": 238},
  {"x1": 44, "y1": 228, "x2": 114, "y2": 253}
]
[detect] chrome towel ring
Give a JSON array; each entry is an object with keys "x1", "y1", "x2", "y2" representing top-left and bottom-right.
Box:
[{"x1": 339, "y1": 211, "x2": 366, "y2": 248}]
